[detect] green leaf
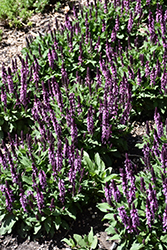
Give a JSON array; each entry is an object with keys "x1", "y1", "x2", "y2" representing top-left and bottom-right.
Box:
[
  {"x1": 145, "y1": 233, "x2": 151, "y2": 244},
  {"x1": 103, "y1": 174, "x2": 119, "y2": 183},
  {"x1": 62, "y1": 238, "x2": 75, "y2": 248},
  {"x1": 160, "y1": 234, "x2": 167, "y2": 243},
  {"x1": 44, "y1": 217, "x2": 51, "y2": 234},
  {"x1": 83, "y1": 151, "x2": 94, "y2": 172},
  {"x1": 104, "y1": 225, "x2": 116, "y2": 235},
  {"x1": 88, "y1": 227, "x2": 94, "y2": 244},
  {"x1": 90, "y1": 236, "x2": 98, "y2": 249},
  {"x1": 103, "y1": 213, "x2": 114, "y2": 220},
  {"x1": 94, "y1": 153, "x2": 101, "y2": 168},
  {"x1": 66, "y1": 209, "x2": 76, "y2": 220},
  {"x1": 0, "y1": 214, "x2": 17, "y2": 235},
  {"x1": 20, "y1": 156, "x2": 32, "y2": 167},
  {"x1": 157, "y1": 244, "x2": 164, "y2": 250},
  {"x1": 117, "y1": 33, "x2": 124, "y2": 39},
  {"x1": 97, "y1": 202, "x2": 111, "y2": 212},
  {"x1": 54, "y1": 216, "x2": 61, "y2": 230},
  {"x1": 73, "y1": 234, "x2": 87, "y2": 248},
  {"x1": 34, "y1": 224, "x2": 41, "y2": 235},
  {"x1": 109, "y1": 234, "x2": 120, "y2": 241},
  {"x1": 130, "y1": 241, "x2": 143, "y2": 250},
  {"x1": 137, "y1": 209, "x2": 145, "y2": 217},
  {"x1": 22, "y1": 175, "x2": 33, "y2": 185},
  {"x1": 0, "y1": 214, "x2": 6, "y2": 221}
]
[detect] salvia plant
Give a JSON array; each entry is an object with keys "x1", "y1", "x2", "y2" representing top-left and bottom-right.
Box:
[
  {"x1": 21, "y1": 0, "x2": 167, "y2": 119},
  {"x1": 98, "y1": 108, "x2": 167, "y2": 249},
  {"x1": 0, "y1": 0, "x2": 167, "y2": 244}
]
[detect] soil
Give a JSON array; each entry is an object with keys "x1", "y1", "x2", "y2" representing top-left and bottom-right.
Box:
[{"x1": 0, "y1": 1, "x2": 154, "y2": 249}]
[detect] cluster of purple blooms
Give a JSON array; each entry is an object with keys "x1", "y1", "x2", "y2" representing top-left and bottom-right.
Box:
[
  {"x1": 104, "y1": 108, "x2": 167, "y2": 234},
  {"x1": 104, "y1": 154, "x2": 140, "y2": 234},
  {"x1": 0, "y1": 0, "x2": 167, "y2": 237}
]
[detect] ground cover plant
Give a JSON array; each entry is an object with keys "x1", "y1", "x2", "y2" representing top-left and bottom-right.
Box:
[
  {"x1": 0, "y1": 0, "x2": 167, "y2": 249},
  {"x1": 0, "y1": 0, "x2": 58, "y2": 28}
]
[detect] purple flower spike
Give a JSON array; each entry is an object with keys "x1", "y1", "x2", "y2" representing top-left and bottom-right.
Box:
[
  {"x1": 87, "y1": 106, "x2": 94, "y2": 135},
  {"x1": 49, "y1": 198, "x2": 55, "y2": 211},
  {"x1": 39, "y1": 170, "x2": 47, "y2": 190},
  {"x1": 35, "y1": 187, "x2": 44, "y2": 213},
  {"x1": 162, "y1": 177, "x2": 167, "y2": 204},
  {"x1": 48, "y1": 48, "x2": 55, "y2": 70},
  {"x1": 102, "y1": 19, "x2": 106, "y2": 32},
  {"x1": 154, "y1": 108, "x2": 164, "y2": 138},
  {"x1": 163, "y1": 205, "x2": 167, "y2": 232},
  {"x1": 161, "y1": 144, "x2": 167, "y2": 172},
  {"x1": 58, "y1": 179, "x2": 66, "y2": 204},
  {"x1": 161, "y1": 68, "x2": 167, "y2": 94},
  {"x1": 120, "y1": 168, "x2": 128, "y2": 196},
  {"x1": 78, "y1": 41, "x2": 83, "y2": 65},
  {"x1": 115, "y1": 15, "x2": 119, "y2": 32},
  {"x1": 0, "y1": 149, "x2": 8, "y2": 170},
  {"x1": 104, "y1": 0, "x2": 108, "y2": 13},
  {"x1": 10, "y1": 162, "x2": 18, "y2": 185},
  {"x1": 104, "y1": 182, "x2": 112, "y2": 206},
  {"x1": 114, "y1": 0, "x2": 120, "y2": 8},
  {"x1": 146, "y1": 184, "x2": 158, "y2": 222},
  {"x1": 77, "y1": 96, "x2": 82, "y2": 115},
  {"x1": 124, "y1": 154, "x2": 136, "y2": 204},
  {"x1": 146, "y1": 198, "x2": 152, "y2": 227},
  {"x1": 127, "y1": 12, "x2": 133, "y2": 33},
  {"x1": 70, "y1": 118, "x2": 78, "y2": 144},
  {"x1": 1, "y1": 86, "x2": 7, "y2": 111},
  {"x1": 140, "y1": 177, "x2": 146, "y2": 192},
  {"x1": 130, "y1": 203, "x2": 140, "y2": 233},
  {"x1": 135, "y1": 0, "x2": 141, "y2": 15},
  {"x1": 110, "y1": 179, "x2": 121, "y2": 202},
  {"x1": 1, "y1": 181, "x2": 14, "y2": 212},
  {"x1": 137, "y1": 68, "x2": 141, "y2": 86},
  {"x1": 19, "y1": 192, "x2": 28, "y2": 213},
  {"x1": 7, "y1": 67, "x2": 14, "y2": 94},
  {"x1": 151, "y1": 167, "x2": 156, "y2": 184},
  {"x1": 148, "y1": 11, "x2": 155, "y2": 40},
  {"x1": 118, "y1": 206, "x2": 129, "y2": 229},
  {"x1": 55, "y1": 140, "x2": 63, "y2": 171},
  {"x1": 124, "y1": 153, "x2": 132, "y2": 180},
  {"x1": 145, "y1": 61, "x2": 151, "y2": 78},
  {"x1": 111, "y1": 27, "x2": 116, "y2": 42}
]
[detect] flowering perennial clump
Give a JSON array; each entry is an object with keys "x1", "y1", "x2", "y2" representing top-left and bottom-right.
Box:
[
  {"x1": 0, "y1": 0, "x2": 167, "y2": 248},
  {"x1": 99, "y1": 109, "x2": 167, "y2": 248}
]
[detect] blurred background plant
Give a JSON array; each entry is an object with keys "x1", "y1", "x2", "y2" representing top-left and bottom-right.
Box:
[{"x1": 0, "y1": 0, "x2": 65, "y2": 28}]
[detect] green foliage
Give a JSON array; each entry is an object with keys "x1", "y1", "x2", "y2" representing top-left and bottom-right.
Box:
[
  {"x1": 0, "y1": 0, "x2": 167, "y2": 244},
  {"x1": 62, "y1": 227, "x2": 98, "y2": 250},
  {"x1": 0, "y1": 143, "x2": 110, "y2": 236},
  {"x1": 0, "y1": 0, "x2": 51, "y2": 28},
  {"x1": 98, "y1": 111, "x2": 167, "y2": 249}
]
